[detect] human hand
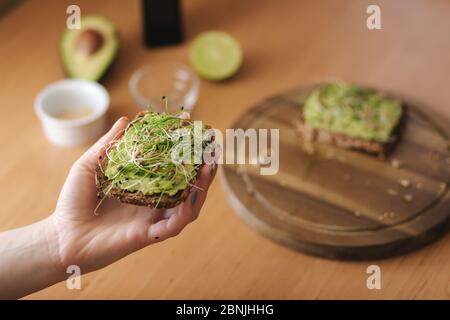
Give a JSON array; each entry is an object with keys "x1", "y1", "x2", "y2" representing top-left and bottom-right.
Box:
[{"x1": 46, "y1": 117, "x2": 216, "y2": 274}]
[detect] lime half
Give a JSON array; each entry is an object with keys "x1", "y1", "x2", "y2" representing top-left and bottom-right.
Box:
[{"x1": 189, "y1": 31, "x2": 242, "y2": 81}]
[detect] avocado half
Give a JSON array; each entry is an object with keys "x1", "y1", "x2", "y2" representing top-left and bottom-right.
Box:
[{"x1": 60, "y1": 15, "x2": 119, "y2": 82}]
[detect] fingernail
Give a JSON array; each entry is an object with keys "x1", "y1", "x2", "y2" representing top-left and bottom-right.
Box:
[
  {"x1": 179, "y1": 111, "x2": 190, "y2": 119},
  {"x1": 191, "y1": 191, "x2": 198, "y2": 206},
  {"x1": 112, "y1": 117, "x2": 127, "y2": 128},
  {"x1": 148, "y1": 225, "x2": 158, "y2": 239}
]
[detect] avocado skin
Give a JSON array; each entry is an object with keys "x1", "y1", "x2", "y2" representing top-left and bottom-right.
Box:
[{"x1": 60, "y1": 15, "x2": 119, "y2": 82}]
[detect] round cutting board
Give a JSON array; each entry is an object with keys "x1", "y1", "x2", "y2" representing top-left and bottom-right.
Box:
[{"x1": 220, "y1": 85, "x2": 450, "y2": 260}]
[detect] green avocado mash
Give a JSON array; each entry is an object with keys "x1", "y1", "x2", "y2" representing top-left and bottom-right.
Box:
[
  {"x1": 303, "y1": 83, "x2": 402, "y2": 141},
  {"x1": 103, "y1": 112, "x2": 207, "y2": 196}
]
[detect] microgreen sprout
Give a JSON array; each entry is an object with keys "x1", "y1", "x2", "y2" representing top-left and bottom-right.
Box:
[{"x1": 97, "y1": 110, "x2": 209, "y2": 213}]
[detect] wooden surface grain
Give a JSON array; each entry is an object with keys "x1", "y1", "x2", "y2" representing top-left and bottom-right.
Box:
[{"x1": 0, "y1": 0, "x2": 449, "y2": 299}]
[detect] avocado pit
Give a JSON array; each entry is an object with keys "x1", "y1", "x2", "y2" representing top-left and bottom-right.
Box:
[{"x1": 76, "y1": 29, "x2": 104, "y2": 56}]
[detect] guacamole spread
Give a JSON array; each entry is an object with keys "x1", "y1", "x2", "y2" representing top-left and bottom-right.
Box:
[
  {"x1": 303, "y1": 83, "x2": 402, "y2": 141},
  {"x1": 104, "y1": 112, "x2": 207, "y2": 196}
]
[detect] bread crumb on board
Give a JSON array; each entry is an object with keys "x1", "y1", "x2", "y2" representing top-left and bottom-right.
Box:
[
  {"x1": 399, "y1": 178, "x2": 411, "y2": 188},
  {"x1": 391, "y1": 159, "x2": 401, "y2": 169},
  {"x1": 403, "y1": 194, "x2": 414, "y2": 202},
  {"x1": 387, "y1": 188, "x2": 398, "y2": 196}
]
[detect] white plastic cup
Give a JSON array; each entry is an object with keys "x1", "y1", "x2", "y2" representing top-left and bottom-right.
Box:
[{"x1": 34, "y1": 79, "x2": 110, "y2": 147}]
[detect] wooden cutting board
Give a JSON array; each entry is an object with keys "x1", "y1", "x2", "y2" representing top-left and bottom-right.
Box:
[{"x1": 220, "y1": 85, "x2": 450, "y2": 260}]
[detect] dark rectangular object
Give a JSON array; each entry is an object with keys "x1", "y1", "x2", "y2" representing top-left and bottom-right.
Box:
[{"x1": 141, "y1": 0, "x2": 184, "y2": 47}]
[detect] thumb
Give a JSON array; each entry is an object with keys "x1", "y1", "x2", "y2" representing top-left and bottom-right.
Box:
[{"x1": 74, "y1": 116, "x2": 129, "y2": 170}]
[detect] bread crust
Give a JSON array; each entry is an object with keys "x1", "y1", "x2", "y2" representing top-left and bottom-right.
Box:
[{"x1": 95, "y1": 112, "x2": 207, "y2": 209}]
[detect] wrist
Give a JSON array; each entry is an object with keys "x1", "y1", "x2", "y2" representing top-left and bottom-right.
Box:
[
  {"x1": 40, "y1": 215, "x2": 67, "y2": 278},
  {"x1": 0, "y1": 216, "x2": 67, "y2": 299}
]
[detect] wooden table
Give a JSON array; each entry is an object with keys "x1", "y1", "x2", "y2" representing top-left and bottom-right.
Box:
[{"x1": 1, "y1": 0, "x2": 449, "y2": 299}]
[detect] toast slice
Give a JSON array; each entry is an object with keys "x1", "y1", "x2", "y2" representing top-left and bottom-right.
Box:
[
  {"x1": 95, "y1": 156, "x2": 194, "y2": 208},
  {"x1": 95, "y1": 111, "x2": 212, "y2": 209},
  {"x1": 297, "y1": 83, "x2": 404, "y2": 155}
]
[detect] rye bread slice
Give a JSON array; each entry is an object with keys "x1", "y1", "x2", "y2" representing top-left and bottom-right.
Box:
[
  {"x1": 95, "y1": 156, "x2": 198, "y2": 208},
  {"x1": 295, "y1": 110, "x2": 404, "y2": 155},
  {"x1": 95, "y1": 111, "x2": 208, "y2": 209}
]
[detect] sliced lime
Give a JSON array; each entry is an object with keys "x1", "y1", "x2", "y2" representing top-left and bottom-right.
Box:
[{"x1": 189, "y1": 31, "x2": 242, "y2": 81}]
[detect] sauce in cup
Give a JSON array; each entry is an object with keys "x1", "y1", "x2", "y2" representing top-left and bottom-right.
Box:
[{"x1": 54, "y1": 107, "x2": 94, "y2": 120}]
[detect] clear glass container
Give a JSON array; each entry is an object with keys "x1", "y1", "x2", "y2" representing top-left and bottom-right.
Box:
[{"x1": 129, "y1": 62, "x2": 200, "y2": 113}]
